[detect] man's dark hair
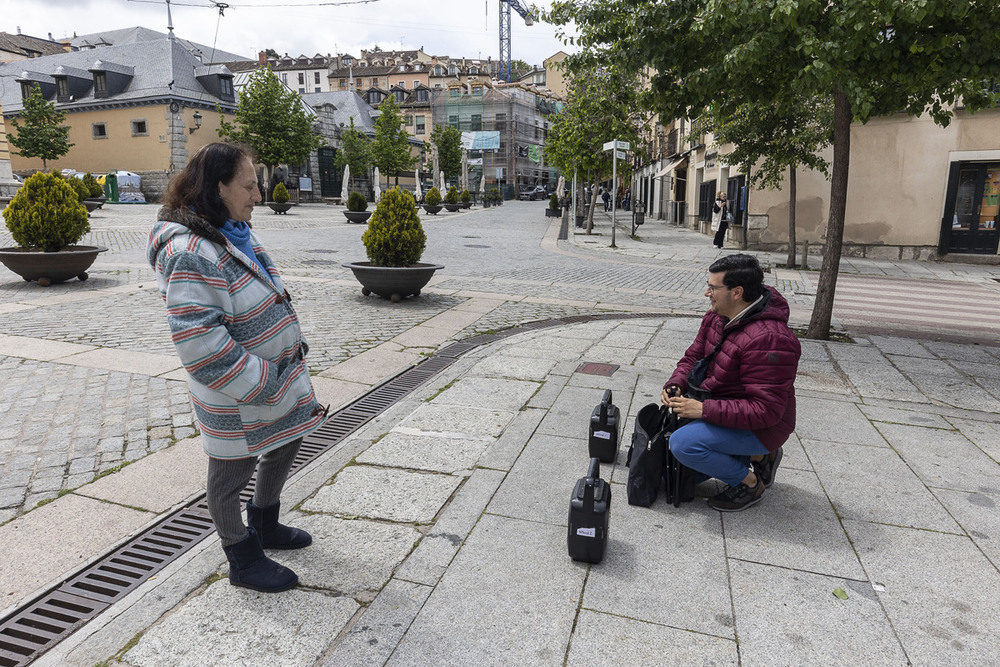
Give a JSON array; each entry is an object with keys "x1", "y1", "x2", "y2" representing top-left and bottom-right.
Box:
[
  {"x1": 709, "y1": 253, "x2": 765, "y2": 302},
  {"x1": 164, "y1": 142, "x2": 256, "y2": 227}
]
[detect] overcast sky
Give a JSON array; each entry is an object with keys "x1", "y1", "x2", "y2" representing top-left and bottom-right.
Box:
[{"x1": 6, "y1": 0, "x2": 574, "y2": 67}]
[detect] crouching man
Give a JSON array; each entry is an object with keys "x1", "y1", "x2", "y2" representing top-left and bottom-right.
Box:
[{"x1": 662, "y1": 254, "x2": 800, "y2": 511}]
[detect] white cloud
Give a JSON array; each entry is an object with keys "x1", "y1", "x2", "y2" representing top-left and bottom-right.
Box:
[{"x1": 6, "y1": 0, "x2": 573, "y2": 67}]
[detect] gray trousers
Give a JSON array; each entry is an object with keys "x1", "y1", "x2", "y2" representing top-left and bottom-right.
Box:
[{"x1": 206, "y1": 438, "x2": 301, "y2": 546}]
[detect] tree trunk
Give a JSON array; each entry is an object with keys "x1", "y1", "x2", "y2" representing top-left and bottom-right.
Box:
[
  {"x1": 586, "y1": 177, "x2": 600, "y2": 234},
  {"x1": 786, "y1": 166, "x2": 798, "y2": 268},
  {"x1": 806, "y1": 88, "x2": 851, "y2": 340}
]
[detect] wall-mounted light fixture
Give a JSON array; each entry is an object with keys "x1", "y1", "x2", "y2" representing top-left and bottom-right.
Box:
[{"x1": 189, "y1": 111, "x2": 203, "y2": 134}]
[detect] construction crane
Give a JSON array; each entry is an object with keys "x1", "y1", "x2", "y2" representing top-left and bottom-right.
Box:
[{"x1": 499, "y1": 0, "x2": 534, "y2": 82}]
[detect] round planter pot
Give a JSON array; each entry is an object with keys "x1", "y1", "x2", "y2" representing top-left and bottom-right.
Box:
[
  {"x1": 422, "y1": 204, "x2": 443, "y2": 215},
  {"x1": 82, "y1": 200, "x2": 102, "y2": 213},
  {"x1": 461, "y1": 201, "x2": 471, "y2": 209},
  {"x1": 85, "y1": 197, "x2": 104, "y2": 210},
  {"x1": 268, "y1": 202, "x2": 293, "y2": 214},
  {"x1": 343, "y1": 210, "x2": 372, "y2": 224},
  {"x1": 342, "y1": 261, "x2": 444, "y2": 303},
  {"x1": 443, "y1": 203, "x2": 461, "y2": 212},
  {"x1": 0, "y1": 245, "x2": 108, "y2": 286}
]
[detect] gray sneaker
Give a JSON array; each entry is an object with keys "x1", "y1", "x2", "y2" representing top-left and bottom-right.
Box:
[
  {"x1": 755, "y1": 447, "x2": 784, "y2": 489},
  {"x1": 708, "y1": 479, "x2": 765, "y2": 512}
]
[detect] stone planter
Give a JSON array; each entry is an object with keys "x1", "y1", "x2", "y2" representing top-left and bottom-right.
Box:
[
  {"x1": 82, "y1": 200, "x2": 102, "y2": 213},
  {"x1": 422, "y1": 204, "x2": 443, "y2": 215},
  {"x1": 461, "y1": 201, "x2": 471, "y2": 209},
  {"x1": 0, "y1": 245, "x2": 108, "y2": 286},
  {"x1": 85, "y1": 197, "x2": 104, "y2": 210},
  {"x1": 267, "y1": 202, "x2": 293, "y2": 214},
  {"x1": 483, "y1": 201, "x2": 492, "y2": 209},
  {"x1": 342, "y1": 261, "x2": 444, "y2": 303},
  {"x1": 343, "y1": 210, "x2": 372, "y2": 224},
  {"x1": 443, "y1": 203, "x2": 461, "y2": 212},
  {"x1": 545, "y1": 208, "x2": 561, "y2": 217}
]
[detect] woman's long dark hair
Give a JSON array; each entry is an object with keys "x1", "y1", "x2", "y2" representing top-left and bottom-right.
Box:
[{"x1": 164, "y1": 142, "x2": 256, "y2": 227}]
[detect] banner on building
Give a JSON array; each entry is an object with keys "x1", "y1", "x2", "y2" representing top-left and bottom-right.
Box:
[
  {"x1": 527, "y1": 145, "x2": 541, "y2": 164},
  {"x1": 461, "y1": 131, "x2": 501, "y2": 151}
]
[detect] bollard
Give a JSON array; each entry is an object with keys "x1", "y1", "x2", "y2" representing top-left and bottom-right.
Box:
[{"x1": 801, "y1": 241, "x2": 809, "y2": 270}]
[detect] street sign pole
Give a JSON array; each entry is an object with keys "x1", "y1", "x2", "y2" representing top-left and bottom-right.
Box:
[{"x1": 611, "y1": 144, "x2": 617, "y2": 248}]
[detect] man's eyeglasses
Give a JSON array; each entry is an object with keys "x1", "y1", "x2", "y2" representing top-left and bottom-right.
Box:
[{"x1": 706, "y1": 283, "x2": 730, "y2": 293}]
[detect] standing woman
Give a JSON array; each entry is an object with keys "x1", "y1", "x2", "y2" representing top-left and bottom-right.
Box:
[
  {"x1": 711, "y1": 192, "x2": 729, "y2": 249},
  {"x1": 148, "y1": 142, "x2": 327, "y2": 593}
]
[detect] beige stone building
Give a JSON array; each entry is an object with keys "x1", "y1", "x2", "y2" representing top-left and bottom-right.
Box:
[
  {"x1": 0, "y1": 29, "x2": 248, "y2": 201},
  {"x1": 634, "y1": 107, "x2": 1000, "y2": 261}
]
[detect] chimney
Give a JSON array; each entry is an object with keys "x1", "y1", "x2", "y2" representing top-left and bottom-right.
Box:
[
  {"x1": 48, "y1": 32, "x2": 54, "y2": 41},
  {"x1": 17, "y1": 26, "x2": 21, "y2": 35}
]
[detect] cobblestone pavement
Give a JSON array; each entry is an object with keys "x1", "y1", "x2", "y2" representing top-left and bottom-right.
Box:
[{"x1": 2, "y1": 200, "x2": 999, "y2": 524}]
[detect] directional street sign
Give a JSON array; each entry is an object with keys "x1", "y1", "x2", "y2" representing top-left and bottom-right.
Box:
[
  {"x1": 615, "y1": 150, "x2": 627, "y2": 160},
  {"x1": 602, "y1": 140, "x2": 616, "y2": 151},
  {"x1": 603, "y1": 140, "x2": 631, "y2": 152}
]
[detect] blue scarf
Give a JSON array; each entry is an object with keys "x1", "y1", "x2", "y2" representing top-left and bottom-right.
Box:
[{"x1": 219, "y1": 220, "x2": 273, "y2": 284}]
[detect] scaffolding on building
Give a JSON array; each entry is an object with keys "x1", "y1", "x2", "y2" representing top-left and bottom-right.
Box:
[{"x1": 430, "y1": 84, "x2": 561, "y2": 198}]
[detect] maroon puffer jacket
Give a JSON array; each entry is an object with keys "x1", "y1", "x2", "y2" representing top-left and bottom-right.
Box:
[{"x1": 665, "y1": 286, "x2": 800, "y2": 451}]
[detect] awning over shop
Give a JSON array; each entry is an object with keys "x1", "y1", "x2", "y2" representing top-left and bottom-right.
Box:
[{"x1": 654, "y1": 157, "x2": 686, "y2": 179}]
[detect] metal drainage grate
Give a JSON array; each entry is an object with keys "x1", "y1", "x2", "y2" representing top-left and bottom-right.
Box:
[{"x1": 0, "y1": 311, "x2": 668, "y2": 665}]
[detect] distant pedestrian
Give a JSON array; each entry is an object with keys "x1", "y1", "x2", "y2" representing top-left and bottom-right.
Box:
[
  {"x1": 624, "y1": 189, "x2": 631, "y2": 211},
  {"x1": 149, "y1": 142, "x2": 327, "y2": 594},
  {"x1": 602, "y1": 187, "x2": 611, "y2": 212},
  {"x1": 711, "y1": 192, "x2": 730, "y2": 248}
]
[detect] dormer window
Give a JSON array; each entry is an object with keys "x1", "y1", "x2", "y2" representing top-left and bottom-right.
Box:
[
  {"x1": 220, "y1": 76, "x2": 233, "y2": 99},
  {"x1": 56, "y1": 78, "x2": 69, "y2": 102},
  {"x1": 20, "y1": 82, "x2": 33, "y2": 99},
  {"x1": 416, "y1": 89, "x2": 428, "y2": 103},
  {"x1": 394, "y1": 90, "x2": 405, "y2": 103},
  {"x1": 472, "y1": 85, "x2": 483, "y2": 96},
  {"x1": 93, "y1": 71, "x2": 108, "y2": 97}
]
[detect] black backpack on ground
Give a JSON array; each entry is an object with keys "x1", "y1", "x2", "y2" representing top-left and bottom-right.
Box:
[{"x1": 626, "y1": 403, "x2": 696, "y2": 507}]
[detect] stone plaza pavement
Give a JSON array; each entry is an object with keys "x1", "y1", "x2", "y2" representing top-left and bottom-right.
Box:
[{"x1": 1, "y1": 200, "x2": 1000, "y2": 665}]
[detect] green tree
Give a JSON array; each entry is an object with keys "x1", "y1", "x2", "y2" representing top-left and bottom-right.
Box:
[
  {"x1": 6, "y1": 83, "x2": 74, "y2": 170},
  {"x1": 334, "y1": 116, "x2": 372, "y2": 191},
  {"x1": 370, "y1": 96, "x2": 416, "y2": 187},
  {"x1": 696, "y1": 96, "x2": 833, "y2": 267},
  {"x1": 544, "y1": 63, "x2": 649, "y2": 242},
  {"x1": 217, "y1": 65, "x2": 324, "y2": 197},
  {"x1": 429, "y1": 124, "x2": 462, "y2": 184},
  {"x1": 550, "y1": 0, "x2": 1000, "y2": 339}
]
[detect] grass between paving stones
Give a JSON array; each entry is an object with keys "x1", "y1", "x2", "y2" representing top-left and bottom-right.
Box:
[
  {"x1": 423, "y1": 379, "x2": 458, "y2": 402},
  {"x1": 94, "y1": 630, "x2": 143, "y2": 667},
  {"x1": 790, "y1": 326, "x2": 855, "y2": 344}
]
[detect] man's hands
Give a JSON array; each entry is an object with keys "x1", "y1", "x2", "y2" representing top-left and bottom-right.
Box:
[{"x1": 660, "y1": 385, "x2": 703, "y2": 419}]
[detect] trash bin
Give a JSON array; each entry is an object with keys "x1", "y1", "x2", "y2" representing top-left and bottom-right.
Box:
[
  {"x1": 103, "y1": 172, "x2": 119, "y2": 203},
  {"x1": 633, "y1": 200, "x2": 645, "y2": 226}
]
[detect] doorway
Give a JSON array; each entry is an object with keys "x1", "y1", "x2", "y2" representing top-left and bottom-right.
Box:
[{"x1": 941, "y1": 162, "x2": 1000, "y2": 254}]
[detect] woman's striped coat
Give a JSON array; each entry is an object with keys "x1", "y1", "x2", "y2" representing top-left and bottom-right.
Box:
[{"x1": 148, "y1": 207, "x2": 326, "y2": 459}]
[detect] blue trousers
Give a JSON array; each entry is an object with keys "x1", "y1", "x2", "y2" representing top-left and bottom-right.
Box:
[{"x1": 669, "y1": 420, "x2": 768, "y2": 487}]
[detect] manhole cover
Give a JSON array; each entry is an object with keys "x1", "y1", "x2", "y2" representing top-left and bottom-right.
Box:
[
  {"x1": 576, "y1": 362, "x2": 619, "y2": 377},
  {"x1": 301, "y1": 259, "x2": 339, "y2": 266},
  {"x1": 464, "y1": 244, "x2": 491, "y2": 248},
  {"x1": 305, "y1": 249, "x2": 337, "y2": 254}
]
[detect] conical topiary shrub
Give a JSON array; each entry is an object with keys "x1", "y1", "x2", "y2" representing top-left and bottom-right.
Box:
[
  {"x1": 83, "y1": 172, "x2": 103, "y2": 199},
  {"x1": 272, "y1": 182, "x2": 290, "y2": 204},
  {"x1": 444, "y1": 185, "x2": 459, "y2": 205},
  {"x1": 347, "y1": 191, "x2": 368, "y2": 212},
  {"x1": 424, "y1": 186, "x2": 442, "y2": 207},
  {"x1": 361, "y1": 187, "x2": 426, "y2": 267},
  {"x1": 3, "y1": 171, "x2": 89, "y2": 252},
  {"x1": 460, "y1": 189, "x2": 471, "y2": 205}
]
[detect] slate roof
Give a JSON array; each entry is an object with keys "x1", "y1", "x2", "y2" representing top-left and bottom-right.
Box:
[
  {"x1": 67, "y1": 27, "x2": 250, "y2": 64},
  {"x1": 0, "y1": 32, "x2": 67, "y2": 59},
  {"x1": 300, "y1": 90, "x2": 378, "y2": 134},
  {"x1": 0, "y1": 36, "x2": 238, "y2": 114}
]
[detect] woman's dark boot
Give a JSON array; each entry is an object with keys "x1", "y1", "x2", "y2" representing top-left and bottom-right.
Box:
[
  {"x1": 222, "y1": 526, "x2": 298, "y2": 592},
  {"x1": 246, "y1": 499, "x2": 313, "y2": 550}
]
